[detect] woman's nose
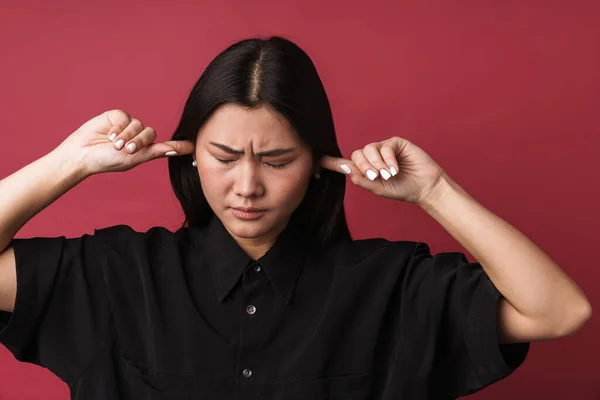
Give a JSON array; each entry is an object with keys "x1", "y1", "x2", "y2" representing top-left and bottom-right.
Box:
[{"x1": 233, "y1": 163, "x2": 265, "y2": 198}]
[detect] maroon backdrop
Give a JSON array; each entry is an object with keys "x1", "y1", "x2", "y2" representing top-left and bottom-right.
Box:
[{"x1": 0, "y1": 1, "x2": 598, "y2": 398}]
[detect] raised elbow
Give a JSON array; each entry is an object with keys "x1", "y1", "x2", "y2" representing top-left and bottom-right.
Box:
[
  {"x1": 578, "y1": 300, "x2": 592, "y2": 326},
  {"x1": 554, "y1": 299, "x2": 592, "y2": 338}
]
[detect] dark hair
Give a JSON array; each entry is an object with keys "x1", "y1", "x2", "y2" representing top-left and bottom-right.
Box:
[{"x1": 168, "y1": 35, "x2": 351, "y2": 249}]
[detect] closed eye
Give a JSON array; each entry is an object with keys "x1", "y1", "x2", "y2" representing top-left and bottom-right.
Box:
[
  {"x1": 216, "y1": 158, "x2": 236, "y2": 164},
  {"x1": 216, "y1": 158, "x2": 290, "y2": 169},
  {"x1": 265, "y1": 162, "x2": 289, "y2": 169}
]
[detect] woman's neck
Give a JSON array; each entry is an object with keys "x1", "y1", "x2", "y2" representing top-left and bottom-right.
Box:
[{"x1": 226, "y1": 224, "x2": 286, "y2": 260}]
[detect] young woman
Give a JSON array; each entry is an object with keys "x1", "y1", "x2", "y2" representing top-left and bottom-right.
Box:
[{"x1": 0, "y1": 36, "x2": 591, "y2": 399}]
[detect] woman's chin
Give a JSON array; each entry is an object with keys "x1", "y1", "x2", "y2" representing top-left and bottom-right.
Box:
[{"x1": 224, "y1": 217, "x2": 276, "y2": 240}]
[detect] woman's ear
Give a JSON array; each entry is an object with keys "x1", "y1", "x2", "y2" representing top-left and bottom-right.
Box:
[{"x1": 312, "y1": 160, "x2": 322, "y2": 179}]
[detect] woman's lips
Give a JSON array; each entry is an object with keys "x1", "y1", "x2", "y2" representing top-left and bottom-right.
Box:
[{"x1": 231, "y1": 208, "x2": 267, "y2": 220}]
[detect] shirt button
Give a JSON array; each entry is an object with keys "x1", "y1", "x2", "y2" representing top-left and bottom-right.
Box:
[
  {"x1": 242, "y1": 369, "x2": 253, "y2": 379},
  {"x1": 246, "y1": 305, "x2": 257, "y2": 315},
  {"x1": 255, "y1": 265, "x2": 261, "y2": 272}
]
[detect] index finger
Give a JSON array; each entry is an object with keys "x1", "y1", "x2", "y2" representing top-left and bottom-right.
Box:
[
  {"x1": 320, "y1": 155, "x2": 353, "y2": 175},
  {"x1": 166, "y1": 140, "x2": 196, "y2": 155},
  {"x1": 147, "y1": 140, "x2": 196, "y2": 159}
]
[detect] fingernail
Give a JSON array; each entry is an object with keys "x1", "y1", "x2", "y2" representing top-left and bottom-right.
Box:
[
  {"x1": 115, "y1": 139, "x2": 124, "y2": 150},
  {"x1": 390, "y1": 166, "x2": 398, "y2": 176},
  {"x1": 366, "y1": 170, "x2": 378, "y2": 181},
  {"x1": 126, "y1": 143, "x2": 136, "y2": 153},
  {"x1": 380, "y1": 169, "x2": 391, "y2": 180},
  {"x1": 165, "y1": 151, "x2": 178, "y2": 156},
  {"x1": 109, "y1": 133, "x2": 117, "y2": 142},
  {"x1": 340, "y1": 164, "x2": 351, "y2": 174}
]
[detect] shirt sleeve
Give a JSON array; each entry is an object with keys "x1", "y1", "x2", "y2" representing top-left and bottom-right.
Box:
[
  {"x1": 400, "y1": 242, "x2": 530, "y2": 397},
  {"x1": 0, "y1": 231, "x2": 112, "y2": 386}
]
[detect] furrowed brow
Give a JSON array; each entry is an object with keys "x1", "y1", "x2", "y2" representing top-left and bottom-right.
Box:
[{"x1": 209, "y1": 142, "x2": 295, "y2": 157}]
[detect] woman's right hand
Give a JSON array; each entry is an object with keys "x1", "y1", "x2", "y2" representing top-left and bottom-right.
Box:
[{"x1": 54, "y1": 110, "x2": 195, "y2": 176}]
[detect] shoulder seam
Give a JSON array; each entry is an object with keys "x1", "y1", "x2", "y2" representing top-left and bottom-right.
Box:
[{"x1": 344, "y1": 240, "x2": 417, "y2": 269}]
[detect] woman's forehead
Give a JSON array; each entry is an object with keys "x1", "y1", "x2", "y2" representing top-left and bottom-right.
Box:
[{"x1": 198, "y1": 103, "x2": 303, "y2": 147}]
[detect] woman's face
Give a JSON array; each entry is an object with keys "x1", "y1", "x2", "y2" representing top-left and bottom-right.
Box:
[{"x1": 194, "y1": 103, "x2": 314, "y2": 248}]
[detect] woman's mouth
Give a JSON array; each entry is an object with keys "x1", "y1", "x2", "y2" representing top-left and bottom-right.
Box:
[{"x1": 231, "y1": 207, "x2": 267, "y2": 220}]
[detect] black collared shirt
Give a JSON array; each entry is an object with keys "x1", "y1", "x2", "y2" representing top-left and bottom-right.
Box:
[{"x1": 0, "y1": 216, "x2": 529, "y2": 399}]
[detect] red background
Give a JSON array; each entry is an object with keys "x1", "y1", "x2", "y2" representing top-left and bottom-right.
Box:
[{"x1": 1, "y1": 1, "x2": 598, "y2": 398}]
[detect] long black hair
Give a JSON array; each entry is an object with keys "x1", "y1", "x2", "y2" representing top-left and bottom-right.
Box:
[{"x1": 168, "y1": 35, "x2": 351, "y2": 249}]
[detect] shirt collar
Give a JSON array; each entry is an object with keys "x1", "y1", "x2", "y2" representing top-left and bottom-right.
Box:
[{"x1": 190, "y1": 216, "x2": 308, "y2": 304}]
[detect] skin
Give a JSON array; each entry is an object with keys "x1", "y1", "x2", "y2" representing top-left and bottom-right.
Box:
[{"x1": 192, "y1": 103, "x2": 316, "y2": 260}]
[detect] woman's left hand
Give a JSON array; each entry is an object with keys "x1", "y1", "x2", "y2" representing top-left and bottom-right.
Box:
[{"x1": 320, "y1": 137, "x2": 448, "y2": 204}]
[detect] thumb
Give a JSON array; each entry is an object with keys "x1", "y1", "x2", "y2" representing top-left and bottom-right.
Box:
[{"x1": 147, "y1": 140, "x2": 196, "y2": 159}]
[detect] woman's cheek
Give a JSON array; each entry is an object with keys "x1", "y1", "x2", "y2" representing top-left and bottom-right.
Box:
[
  {"x1": 270, "y1": 171, "x2": 311, "y2": 198},
  {"x1": 198, "y1": 164, "x2": 227, "y2": 191}
]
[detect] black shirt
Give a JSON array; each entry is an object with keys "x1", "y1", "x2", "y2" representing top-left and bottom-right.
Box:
[{"x1": 0, "y1": 216, "x2": 529, "y2": 399}]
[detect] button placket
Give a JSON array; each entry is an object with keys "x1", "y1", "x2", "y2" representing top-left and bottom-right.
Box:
[
  {"x1": 244, "y1": 262, "x2": 262, "y2": 318},
  {"x1": 239, "y1": 262, "x2": 263, "y2": 384}
]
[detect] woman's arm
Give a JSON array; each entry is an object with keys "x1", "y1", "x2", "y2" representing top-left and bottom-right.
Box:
[
  {"x1": 0, "y1": 149, "x2": 89, "y2": 252},
  {"x1": 419, "y1": 175, "x2": 592, "y2": 343}
]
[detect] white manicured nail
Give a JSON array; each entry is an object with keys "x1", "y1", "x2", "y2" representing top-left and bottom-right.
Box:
[
  {"x1": 380, "y1": 169, "x2": 391, "y2": 180},
  {"x1": 126, "y1": 143, "x2": 136, "y2": 153},
  {"x1": 109, "y1": 133, "x2": 117, "y2": 142},
  {"x1": 165, "y1": 151, "x2": 178, "y2": 156},
  {"x1": 366, "y1": 170, "x2": 378, "y2": 181},
  {"x1": 115, "y1": 139, "x2": 124, "y2": 150},
  {"x1": 390, "y1": 166, "x2": 398, "y2": 176},
  {"x1": 340, "y1": 164, "x2": 351, "y2": 174}
]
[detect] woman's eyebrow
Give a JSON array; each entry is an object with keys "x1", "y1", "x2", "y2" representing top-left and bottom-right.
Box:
[{"x1": 209, "y1": 142, "x2": 295, "y2": 157}]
